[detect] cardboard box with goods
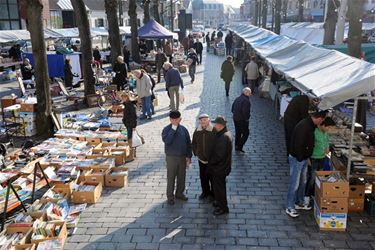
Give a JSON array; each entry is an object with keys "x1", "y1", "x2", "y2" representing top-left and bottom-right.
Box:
[
  {"x1": 20, "y1": 103, "x2": 37, "y2": 113},
  {"x1": 315, "y1": 193, "x2": 348, "y2": 213},
  {"x1": 0, "y1": 225, "x2": 33, "y2": 248},
  {"x1": 314, "y1": 200, "x2": 347, "y2": 231},
  {"x1": 51, "y1": 182, "x2": 74, "y2": 199},
  {"x1": 315, "y1": 171, "x2": 349, "y2": 198},
  {"x1": 349, "y1": 178, "x2": 366, "y2": 198},
  {"x1": 1, "y1": 95, "x2": 17, "y2": 108},
  {"x1": 11, "y1": 212, "x2": 46, "y2": 228},
  {"x1": 365, "y1": 194, "x2": 375, "y2": 216},
  {"x1": 71, "y1": 182, "x2": 102, "y2": 204},
  {"x1": 86, "y1": 138, "x2": 101, "y2": 146},
  {"x1": 31, "y1": 221, "x2": 67, "y2": 245},
  {"x1": 106, "y1": 151, "x2": 126, "y2": 166},
  {"x1": 348, "y1": 198, "x2": 365, "y2": 212},
  {"x1": 83, "y1": 169, "x2": 108, "y2": 185},
  {"x1": 15, "y1": 244, "x2": 36, "y2": 250},
  {"x1": 105, "y1": 167, "x2": 128, "y2": 187}
]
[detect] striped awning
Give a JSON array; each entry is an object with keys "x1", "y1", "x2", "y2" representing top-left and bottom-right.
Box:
[{"x1": 57, "y1": 0, "x2": 89, "y2": 11}]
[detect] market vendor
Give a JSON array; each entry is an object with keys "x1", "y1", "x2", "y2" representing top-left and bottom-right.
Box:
[
  {"x1": 164, "y1": 41, "x2": 173, "y2": 63},
  {"x1": 113, "y1": 56, "x2": 128, "y2": 91},
  {"x1": 20, "y1": 58, "x2": 34, "y2": 85},
  {"x1": 283, "y1": 95, "x2": 319, "y2": 156}
]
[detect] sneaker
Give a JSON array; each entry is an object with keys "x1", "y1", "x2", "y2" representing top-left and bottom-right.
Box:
[
  {"x1": 285, "y1": 208, "x2": 299, "y2": 218},
  {"x1": 295, "y1": 203, "x2": 312, "y2": 210}
]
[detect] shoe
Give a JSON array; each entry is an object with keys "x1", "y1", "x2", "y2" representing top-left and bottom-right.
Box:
[
  {"x1": 213, "y1": 208, "x2": 229, "y2": 216},
  {"x1": 199, "y1": 193, "x2": 207, "y2": 200},
  {"x1": 207, "y1": 195, "x2": 215, "y2": 202},
  {"x1": 212, "y1": 201, "x2": 219, "y2": 207},
  {"x1": 235, "y1": 148, "x2": 245, "y2": 153},
  {"x1": 295, "y1": 203, "x2": 312, "y2": 210},
  {"x1": 175, "y1": 195, "x2": 188, "y2": 201},
  {"x1": 139, "y1": 116, "x2": 147, "y2": 120},
  {"x1": 147, "y1": 116, "x2": 152, "y2": 120},
  {"x1": 167, "y1": 199, "x2": 175, "y2": 205},
  {"x1": 285, "y1": 208, "x2": 299, "y2": 218}
]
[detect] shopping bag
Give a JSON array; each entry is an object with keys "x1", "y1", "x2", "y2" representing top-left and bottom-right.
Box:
[
  {"x1": 180, "y1": 90, "x2": 185, "y2": 104},
  {"x1": 132, "y1": 130, "x2": 145, "y2": 147}
]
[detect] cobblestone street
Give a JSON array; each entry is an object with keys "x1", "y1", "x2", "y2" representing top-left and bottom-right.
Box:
[{"x1": 65, "y1": 51, "x2": 375, "y2": 250}]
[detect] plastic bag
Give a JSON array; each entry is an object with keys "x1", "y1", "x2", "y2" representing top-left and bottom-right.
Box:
[
  {"x1": 132, "y1": 130, "x2": 144, "y2": 147},
  {"x1": 180, "y1": 90, "x2": 185, "y2": 104}
]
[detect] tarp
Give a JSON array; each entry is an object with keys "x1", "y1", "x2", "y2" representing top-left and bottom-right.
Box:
[
  {"x1": 281, "y1": 22, "x2": 375, "y2": 45},
  {"x1": 138, "y1": 20, "x2": 175, "y2": 39},
  {"x1": 230, "y1": 24, "x2": 375, "y2": 110}
]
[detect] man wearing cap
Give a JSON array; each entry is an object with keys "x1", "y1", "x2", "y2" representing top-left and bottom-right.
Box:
[
  {"x1": 232, "y1": 88, "x2": 252, "y2": 153},
  {"x1": 162, "y1": 111, "x2": 192, "y2": 205},
  {"x1": 209, "y1": 116, "x2": 233, "y2": 216},
  {"x1": 192, "y1": 114, "x2": 216, "y2": 200}
]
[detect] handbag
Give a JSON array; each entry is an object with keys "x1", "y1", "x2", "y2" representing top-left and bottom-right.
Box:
[
  {"x1": 180, "y1": 90, "x2": 185, "y2": 104},
  {"x1": 132, "y1": 129, "x2": 145, "y2": 147}
]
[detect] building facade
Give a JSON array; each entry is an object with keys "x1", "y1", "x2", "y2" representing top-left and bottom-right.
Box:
[{"x1": 191, "y1": 0, "x2": 225, "y2": 28}]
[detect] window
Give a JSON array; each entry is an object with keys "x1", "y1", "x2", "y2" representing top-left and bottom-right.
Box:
[
  {"x1": 0, "y1": 0, "x2": 20, "y2": 30},
  {"x1": 95, "y1": 18, "x2": 104, "y2": 27}
]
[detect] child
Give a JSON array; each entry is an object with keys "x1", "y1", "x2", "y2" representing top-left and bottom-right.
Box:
[{"x1": 305, "y1": 117, "x2": 336, "y2": 202}]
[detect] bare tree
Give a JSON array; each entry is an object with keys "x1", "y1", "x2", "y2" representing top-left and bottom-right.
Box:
[
  {"x1": 262, "y1": 0, "x2": 268, "y2": 28},
  {"x1": 20, "y1": 0, "x2": 52, "y2": 136},
  {"x1": 143, "y1": 0, "x2": 151, "y2": 24},
  {"x1": 347, "y1": 0, "x2": 366, "y2": 130},
  {"x1": 282, "y1": 0, "x2": 288, "y2": 22},
  {"x1": 129, "y1": 0, "x2": 141, "y2": 63},
  {"x1": 258, "y1": 0, "x2": 262, "y2": 27},
  {"x1": 298, "y1": 0, "x2": 304, "y2": 22},
  {"x1": 323, "y1": 0, "x2": 340, "y2": 45},
  {"x1": 253, "y1": 0, "x2": 259, "y2": 26},
  {"x1": 105, "y1": 0, "x2": 123, "y2": 67},
  {"x1": 275, "y1": 0, "x2": 282, "y2": 34},
  {"x1": 71, "y1": 0, "x2": 95, "y2": 97},
  {"x1": 151, "y1": 0, "x2": 161, "y2": 23}
]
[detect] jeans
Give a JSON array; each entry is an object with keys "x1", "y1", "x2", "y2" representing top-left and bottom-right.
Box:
[
  {"x1": 305, "y1": 158, "x2": 324, "y2": 197},
  {"x1": 286, "y1": 155, "x2": 308, "y2": 209},
  {"x1": 141, "y1": 96, "x2": 152, "y2": 118},
  {"x1": 233, "y1": 120, "x2": 250, "y2": 150},
  {"x1": 189, "y1": 65, "x2": 196, "y2": 82}
]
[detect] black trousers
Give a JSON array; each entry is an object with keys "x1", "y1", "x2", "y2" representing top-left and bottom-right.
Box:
[
  {"x1": 234, "y1": 120, "x2": 249, "y2": 150},
  {"x1": 212, "y1": 174, "x2": 228, "y2": 212},
  {"x1": 283, "y1": 116, "x2": 298, "y2": 156},
  {"x1": 199, "y1": 161, "x2": 213, "y2": 196},
  {"x1": 197, "y1": 52, "x2": 202, "y2": 64}
]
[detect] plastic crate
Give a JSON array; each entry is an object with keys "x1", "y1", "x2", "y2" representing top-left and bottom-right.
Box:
[{"x1": 365, "y1": 194, "x2": 375, "y2": 216}]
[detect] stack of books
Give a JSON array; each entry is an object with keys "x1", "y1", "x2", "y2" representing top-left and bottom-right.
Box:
[
  {"x1": 36, "y1": 238, "x2": 64, "y2": 250},
  {"x1": 0, "y1": 232, "x2": 25, "y2": 248},
  {"x1": 32, "y1": 220, "x2": 62, "y2": 240}
]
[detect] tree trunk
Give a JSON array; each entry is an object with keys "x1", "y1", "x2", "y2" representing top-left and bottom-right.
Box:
[
  {"x1": 262, "y1": 0, "x2": 268, "y2": 28},
  {"x1": 105, "y1": 0, "x2": 122, "y2": 67},
  {"x1": 323, "y1": 0, "x2": 339, "y2": 45},
  {"x1": 275, "y1": 0, "x2": 282, "y2": 34},
  {"x1": 298, "y1": 0, "x2": 304, "y2": 22},
  {"x1": 143, "y1": 0, "x2": 151, "y2": 24},
  {"x1": 71, "y1": 0, "x2": 95, "y2": 97},
  {"x1": 282, "y1": 0, "x2": 288, "y2": 22},
  {"x1": 253, "y1": 0, "x2": 259, "y2": 26},
  {"x1": 129, "y1": 0, "x2": 141, "y2": 63},
  {"x1": 151, "y1": 0, "x2": 161, "y2": 23},
  {"x1": 348, "y1": 0, "x2": 366, "y2": 130},
  {"x1": 160, "y1": 1, "x2": 164, "y2": 25},
  {"x1": 271, "y1": 0, "x2": 275, "y2": 31},
  {"x1": 258, "y1": 0, "x2": 262, "y2": 27},
  {"x1": 20, "y1": 0, "x2": 52, "y2": 137}
]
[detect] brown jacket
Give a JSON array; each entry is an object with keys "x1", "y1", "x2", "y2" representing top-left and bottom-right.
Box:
[{"x1": 192, "y1": 124, "x2": 216, "y2": 163}]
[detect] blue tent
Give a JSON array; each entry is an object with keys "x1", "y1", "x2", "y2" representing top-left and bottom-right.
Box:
[{"x1": 138, "y1": 20, "x2": 174, "y2": 39}]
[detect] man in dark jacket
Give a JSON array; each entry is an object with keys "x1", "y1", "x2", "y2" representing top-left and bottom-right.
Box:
[
  {"x1": 93, "y1": 46, "x2": 102, "y2": 69},
  {"x1": 225, "y1": 32, "x2": 233, "y2": 56},
  {"x1": 205, "y1": 32, "x2": 210, "y2": 52},
  {"x1": 221, "y1": 56, "x2": 235, "y2": 96},
  {"x1": 164, "y1": 62, "x2": 184, "y2": 111},
  {"x1": 232, "y1": 88, "x2": 252, "y2": 153},
  {"x1": 155, "y1": 49, "x2": 167, "y2": 83},
  {"x1": 209, "y1": 116, "x2": 232, "y2": 216},
  {"x1": 162, "y1": 111, "x2": 192, "y2": 205},
  {"x1": 285, "y1": 111, "x2": 327, "y2": 218},
  {"x1": 192, "y1": 114, "x2": 216, "y2": 200},
  {"x1": 284, "y1": 95, "x2": 317, "y2": 156},
  {"x1": 187, "y1": 48, "x2": 198, "y2": 83},
  {"x1": 121, "y1": 93, "x2": 137, "y2": 144},
  {"x1": 123, "y1": 45, "x2": 131, "y2": 69},
  {"x1": 193, "y1": 39, "x2": 203, "y2": 65}
]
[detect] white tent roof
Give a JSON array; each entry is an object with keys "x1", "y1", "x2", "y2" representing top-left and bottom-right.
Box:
[{"x1": 230, "y1": 24, "x2": 375, "y2": 110}]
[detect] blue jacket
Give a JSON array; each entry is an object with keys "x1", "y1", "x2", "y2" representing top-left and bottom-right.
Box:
[
  {"x1": 232, "y1": 94, "x2": 251, "y2": 121},
  {"x1": 162, "y1": 124, "x2": 192, "y2": 158},
  {"x1": 165, "y1": 68, "x2": 184, "y2": 89}
]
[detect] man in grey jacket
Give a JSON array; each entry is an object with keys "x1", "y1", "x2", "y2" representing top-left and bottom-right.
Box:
[
  {"x1": 192, "y1": 114, "x2": 216, "y2": 200},
  {"x1": 134, "y1": 70, "x2": 153, "y2": 119},
  {"x1": 162, "y1": 111, "x2": 192, "y2": 205}
]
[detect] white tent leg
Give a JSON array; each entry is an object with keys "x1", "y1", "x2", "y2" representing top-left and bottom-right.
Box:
[{"x1": 346, "y1": 97, "x2": 358, "y2": 179}]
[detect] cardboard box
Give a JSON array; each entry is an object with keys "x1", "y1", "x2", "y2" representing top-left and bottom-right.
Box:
[
  {"x1": 71, "y1": 182, "x2": 102, "y2": 204},
  {"x1": 31, "y1": 221, "x2": 67, "y2": 245},
  {"x1": 315, "y1": 171, "x2": 349, "y2": 198},
  {"x1": 86, "y1": 138, "x2": 101, "y2": 146},
  {"x1": 0, "y1": 225, "x2": 33, "y2": 247},
  {"x1": 314, "y1": 200, "x2": 347, "y2": 231},
  {"x1": 1, "y1": 95, "x2": 17, "y2": 108},
  {"x1": 349, "y1": 178, "x2": 366, "y2": 198},
  {"x1": 106, "y1": 151, "x2": 125, "y2": 166},
  {"x1": 51, "y1": 182, "x2": 74, "y2": 199},
  {"x1": 11, "y1": 212, "x2": 47, "y2": 228},
  {"x1": 348, "y1": 198, "x2": 365, "y2": 212},
  {"x1": 105, "y1": 167, "x2": 128, "y2": 187},
  {"x1": 315, "y1": 193, "x2": 348, "y2": 213},
  {"x1": 83, "y1": 169, "x2": 108, "y2": 185},
  {"x1": 20, "y1": 103, "x2": 37, "y2": 112},
  {"x1": 15, "y1": 244, "x2": 36, "y2": 250}
]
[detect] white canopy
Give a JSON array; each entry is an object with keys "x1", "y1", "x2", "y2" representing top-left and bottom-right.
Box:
[{"x1": 230, "y1": 24, "x2": 375, "y2": 110}]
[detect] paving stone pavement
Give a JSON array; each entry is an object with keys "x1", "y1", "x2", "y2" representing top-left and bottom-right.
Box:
[{"x1": 65, "y1": 51, "x2": 375, "y2": 250}]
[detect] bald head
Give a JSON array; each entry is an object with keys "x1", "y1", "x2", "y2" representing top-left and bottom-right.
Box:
[{"x1": 243, "y1": 87, "x2": 252, "y2": 97}]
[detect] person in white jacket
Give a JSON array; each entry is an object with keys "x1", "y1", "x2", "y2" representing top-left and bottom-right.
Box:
[{"x1": 134, "y1": 70, "x2": 153, "y2": 119}]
